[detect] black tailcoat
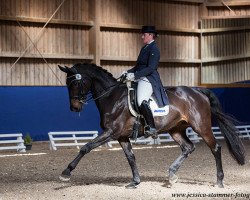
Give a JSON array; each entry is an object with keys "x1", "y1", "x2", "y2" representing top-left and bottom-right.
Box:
[{"x1": 128, "y1": 41, "x2": 168, "y2": 107}]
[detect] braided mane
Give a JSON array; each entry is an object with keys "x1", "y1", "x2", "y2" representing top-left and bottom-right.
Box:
[{"x1": 73, "y1": 63, "x2": 116, "y2": 81}]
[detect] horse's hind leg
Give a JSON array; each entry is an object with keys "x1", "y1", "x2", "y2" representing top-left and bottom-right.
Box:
[
  {"x1": 168, "y1": 130, "x2": 195, "y2": 186},
  {"x1": 119, "y1": 138, "x2": 140, "y2": 189},
  {"x1": 196, "y1": 128, "x2": 224, "y2": 187},
  {"x1": 212, "y1": 143, "x2": 224, "y2": 187}
]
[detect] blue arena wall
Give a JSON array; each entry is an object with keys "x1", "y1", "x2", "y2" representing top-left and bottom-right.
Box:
[
  {"x1": 210, "y1": 87, "x2": 250, "y2": 125},
  {"x1": 0, "y1": 86, "x2": 101, "y2": 141},
  {"x1": 0, "y1": 86, "x2": 250, "y2": 141}
]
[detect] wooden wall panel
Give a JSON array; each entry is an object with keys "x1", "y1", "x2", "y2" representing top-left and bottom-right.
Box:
[
  {"x1": 202, "y1": 31, "x2": 246, "y2": 59},
  {"x1": 100, "y1": 0, "x2": 200, "y2": 29},
  {"x1": 0, "y1": 0, "x2": 91, "y2": 85},
  {"x1": 0, "y1": 0, "x2": 249, "y2": 86},
  {"x1": 201, "y1": 17, "x2": 250, "y2": 84},
  {"x1": 159, "y1": 33, "x2": 199, "y2": 60},
  {"x1": 246, "y1": 30, "x2": 250, "y2": 55},
  {"x1": 202, "y1": 18, "x2": 250, "y2": 29},
  {"x1": 100, "y1": 30, "x2": 147, "y2": 60},
  {"x1": 0, "y1": 0, "x2": 89, "y2": 21},
  {"x1": 202, "y1": 60, "x2": 247, "y2": 83},
  {"x1": 158, "y1": 63, "x2": 199, "y2": 86},
  {"x1": 0, "y1": 21, "x2": 90, "y2": 55},
  {"x1": 99, "y1": 0, "x2": 201, "y2": 86},
  {"x1": 101, "y1": 30, "x2": 142, "y2": 60},
  {"x1": 101, "y1": 61, "x2": 135, "y2": 78},
  {"x1": 246, "y1": 58, "x2": 250, "y2": 80},
  {"x1": 0, "y1": 57, "x2": 85, "y2": 85},
  {"x1": 100, "y1": 30, "x2": 199, "y2": 61},
  {"x1": 207, "y1": 6, "x2": 250, "y2": 17},
  {"x1": 203, "y1": 2, "x2": 250, "y2": 84},
  {"x1": 101, "y1": 61, "x2": 199, "y2": 86}
]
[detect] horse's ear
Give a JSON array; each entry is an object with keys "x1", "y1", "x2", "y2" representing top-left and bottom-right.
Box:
[
  {"x1": 58, "y1": 65, "x2": 69, "y2": 73},
  {"x1": 68, "y1": 67, "x2": 78, "y2": 74}
]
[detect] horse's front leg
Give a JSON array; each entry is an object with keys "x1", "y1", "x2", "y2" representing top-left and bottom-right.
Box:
[
  {"x1": 59, "y1": 132, "x2": 111, "y2": 181},
  {"x1": 119, "y1": 138, "x2": 140, "y2": 189}
]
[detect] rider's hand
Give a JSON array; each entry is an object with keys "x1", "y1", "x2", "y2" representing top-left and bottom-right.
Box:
[
  {"x1": 120, "y1": 71, "x2": 127, "y2": 82},
  {"x1": 121, "y1": 70, "x2": 127, "y2": 76},
  {"x1": 126, "y1": 73, "x2": 135, "y2": 81}
]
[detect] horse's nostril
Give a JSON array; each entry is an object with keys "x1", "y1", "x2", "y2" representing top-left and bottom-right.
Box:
[{"x1": 70, "y1": 105, "x2": 82, "y2": 112}]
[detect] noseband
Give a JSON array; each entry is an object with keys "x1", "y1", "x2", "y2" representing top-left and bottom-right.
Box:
[{"x1": 67, "y1": 73, "x2": 89, "y2": 104}]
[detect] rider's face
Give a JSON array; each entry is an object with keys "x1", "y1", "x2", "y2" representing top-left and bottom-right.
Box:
[{"x1": 141, "y1": 33, "x2": 154, "y2": 44}]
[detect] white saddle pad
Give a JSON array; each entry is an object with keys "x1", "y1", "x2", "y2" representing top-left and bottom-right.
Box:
[
  {"x1": 126, "y1": 81, "x2": 169, "y2": 117},
  {"x1": 149, "y1": 96, "x2": 169, "y2": 117}
]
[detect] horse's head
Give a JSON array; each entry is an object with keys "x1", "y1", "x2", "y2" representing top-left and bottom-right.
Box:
[{"x1": 58, "y1": 65, "x2": 91, "y2": 112}]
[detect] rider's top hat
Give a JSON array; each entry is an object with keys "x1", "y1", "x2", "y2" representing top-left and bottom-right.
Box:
[{"x1": 141, "y1": 26, "x2": 158, "y2": 36}]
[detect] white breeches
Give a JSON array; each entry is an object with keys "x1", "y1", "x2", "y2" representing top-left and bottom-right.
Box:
[{"x1": 137, "y1": 77, "x2": 153, "y2": 106}]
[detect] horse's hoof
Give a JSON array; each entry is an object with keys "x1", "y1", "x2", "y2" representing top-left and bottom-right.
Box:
[
  {"x1": 59, "y1": 174, "x2": 71, "y2": 182},
  {"x1": 215, "y1": 182, "x2": 224, "y2": 188},
  {"x1": 152, "y1": 134, "x2": 158, "y2": 139},
  {"x1": 125, "y1": 182, "x2": 140, "y2": 189},
  {"x1": 169, "y1": 174, "x2": 178, "y2": 184},
  {"x1": 59, "y1": 168, "x2": 71, "y2": 182}
]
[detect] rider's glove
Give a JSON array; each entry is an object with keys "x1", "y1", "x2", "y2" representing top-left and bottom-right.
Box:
[
  {"x1": 121, "y1": 70, "x2": 127, "y2": 76},
  {"x1": 126, "y1": 73, "x2": 135, "y2": 81},
  {"x1": 120, "y1": 70, "x2": 127, "y2": 82}
]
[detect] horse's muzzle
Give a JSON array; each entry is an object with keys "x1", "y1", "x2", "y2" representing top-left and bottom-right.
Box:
[
  {"x1": 70, "y1": 100, "x2": 83, "y2": 112},
  {"x1": 70, "y1": 105, "x2": 82, "y2": 112}
]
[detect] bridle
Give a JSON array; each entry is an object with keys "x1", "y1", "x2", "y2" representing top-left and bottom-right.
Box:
[
  {"x1": 66, "y1": 71, "x2": 121, "y2": 105},
  {"x1": 67, "y1": 73, "x2": 88, "y2": 104}
]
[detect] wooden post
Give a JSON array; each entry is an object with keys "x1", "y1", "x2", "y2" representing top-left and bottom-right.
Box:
[
  {"x1": 89, "y1": 0, "x2": 101, "y2": 66},
  {"x1": 198, "y1": 2, "x2": 209, "y2": 85}
]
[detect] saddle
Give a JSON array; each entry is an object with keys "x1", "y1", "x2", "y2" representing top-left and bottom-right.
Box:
[
  {"x1": 126, "y1": 81, "x2": 169, "y2": 140},
  {"x1": 126, "y1": 81, "x2": 169, "y2": 118}
]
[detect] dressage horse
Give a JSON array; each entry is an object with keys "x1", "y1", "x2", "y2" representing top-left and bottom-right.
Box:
[{"x1": 58, "y1": 63, "x2": 245, "y2": 188}]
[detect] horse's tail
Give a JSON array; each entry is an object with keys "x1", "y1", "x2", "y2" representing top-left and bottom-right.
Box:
[{"x1": 196, "y1": 88, "x2": 245, "y2": 165}]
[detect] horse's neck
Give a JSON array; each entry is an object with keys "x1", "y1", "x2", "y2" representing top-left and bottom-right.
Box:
[
  {"x1": 90, "y1": 76, "x2": 117, "y2": 98},
  {"x1": 93, "y1": 83, "x2": 126, "y2": 123},
  {"x1": 91, "y1": 78, "x2": 118, "y2": 115}
]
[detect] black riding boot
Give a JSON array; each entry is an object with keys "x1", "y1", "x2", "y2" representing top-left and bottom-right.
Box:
[{"x1": 140, "y1": 100, "x2": 157, "y2": 138}]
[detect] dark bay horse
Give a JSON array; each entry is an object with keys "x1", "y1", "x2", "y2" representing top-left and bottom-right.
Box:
[{"x1": 58, "y1": 63, "x2": 245, "y2": 188}]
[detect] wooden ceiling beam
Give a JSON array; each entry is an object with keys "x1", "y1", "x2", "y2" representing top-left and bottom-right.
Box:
[{"x1": 205, "y1": 0, "x2": 250, "y2": 7}]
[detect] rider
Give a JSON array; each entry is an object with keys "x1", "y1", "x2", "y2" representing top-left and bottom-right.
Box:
[{"x1": 124, "y1": 26, "x2": 168, "y2": 137}]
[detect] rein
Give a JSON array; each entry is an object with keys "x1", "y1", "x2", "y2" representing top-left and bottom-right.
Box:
[
  {"x1": 84, "y1": 83, "x2": 120, "y2": 104},
  {"x1": 67, "y1": 70, "x2": 152, "y2": 105},
  {"x1": 77, "y1": 74, "x2": 151, "y2": 104}
]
